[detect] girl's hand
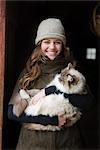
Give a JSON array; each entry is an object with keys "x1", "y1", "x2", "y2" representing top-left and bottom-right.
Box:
[
  {"x1": 30, "y1": 89, "x2": 45, "y2": 105},
  {"x1": 58, "y1": 115, "x2": 66, "y2": 127},
  {"x1": 13, "y1": 99, "x2": 28, "y2": 117}
]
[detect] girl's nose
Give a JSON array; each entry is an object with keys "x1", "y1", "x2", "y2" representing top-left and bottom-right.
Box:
[{"x1": 49, "y1": 42, "x2": 55, "y2": 49}]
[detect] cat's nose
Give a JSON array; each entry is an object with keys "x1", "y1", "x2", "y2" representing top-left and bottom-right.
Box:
[{"x1": 67, "y1": 75, "x2": 73, "y2": 82}]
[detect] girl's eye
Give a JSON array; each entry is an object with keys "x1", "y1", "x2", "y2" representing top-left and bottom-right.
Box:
[
  {"x1": 55, "y1": 41, "x2": 62, "y2": 44},
  {"x1": 43, "y1": 41, "x2": 50, "y2": 44},
  {"x1": 42, "y1": 40, "x2": 62, "y2": 45}
]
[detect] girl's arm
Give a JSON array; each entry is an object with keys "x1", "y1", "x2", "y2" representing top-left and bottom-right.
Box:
[
  {"x1": 31, "y1": 85, "x2": 95, "y2": 113},
  {"x1": 68, "y1": 88, "x2": 95, "y2": 113},
  {"x1": 8, "y1": 104, "x2": 58, "y2": 125},
  {"x1": 45, "y1": 85, "x2": 95, "y2": 113}
]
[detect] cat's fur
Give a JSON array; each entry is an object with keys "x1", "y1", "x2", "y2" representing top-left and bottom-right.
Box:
[{"x1": 20, "y1": 63, "x2": 87, "y2": 131}]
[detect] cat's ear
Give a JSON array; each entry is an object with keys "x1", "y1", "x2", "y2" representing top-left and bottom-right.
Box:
[
  {"x1": 67, "y1": 61, "x2": 77, "y2": 70},
  {"x1": 61, "y1": 63, "x2": 73, "y2": 74},
  {"x1": 67, "y1": 62, "x2": 74, "y2": 70},
  {"x1": 61, "y1": 62, "x2": 76, "y2": 75}
]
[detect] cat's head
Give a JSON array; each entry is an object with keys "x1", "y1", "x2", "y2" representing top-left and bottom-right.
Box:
[{"x1": 59, "y1": 63, "x2": 87, "y2": 94}]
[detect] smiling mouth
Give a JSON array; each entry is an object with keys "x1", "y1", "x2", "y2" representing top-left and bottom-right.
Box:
[
  {"x1": 48, "y1": 51, "x2": 55, "y2": 52},
  {"x1": 47, "y1": 51, "x2": 57, "y2": 55}
]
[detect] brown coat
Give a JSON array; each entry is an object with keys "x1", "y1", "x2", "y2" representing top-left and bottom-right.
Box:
[{"x1": 10, "y1": 55, "x2": 82, "y2": 150}]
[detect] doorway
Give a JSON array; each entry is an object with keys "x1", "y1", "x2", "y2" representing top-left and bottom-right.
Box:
[{"x1": 3, "y1": 1, "x2": 99, "y2": 149}]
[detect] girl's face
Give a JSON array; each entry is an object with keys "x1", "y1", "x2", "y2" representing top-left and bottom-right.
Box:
[{"x1": 41, "y1": 38, "x2": 63, "y2": 60}]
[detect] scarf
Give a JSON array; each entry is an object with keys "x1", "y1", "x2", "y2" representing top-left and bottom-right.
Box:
[{"x1": 28, "y1": 54, "x2": 68, "y2": 89}]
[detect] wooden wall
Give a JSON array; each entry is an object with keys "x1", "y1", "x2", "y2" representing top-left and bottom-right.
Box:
[{"x1": 0, "y1": 0, "x2": 5, "y2": 149}]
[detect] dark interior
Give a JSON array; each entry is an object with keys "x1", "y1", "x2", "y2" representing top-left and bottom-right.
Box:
[{"x1": 3, "y1": 1, "x2": 99, "y2": 149}]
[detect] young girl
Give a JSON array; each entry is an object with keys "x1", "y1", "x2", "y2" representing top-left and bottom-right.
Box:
[{"x1": 8, "y1": 18, "x2": 94, "y2": 150}]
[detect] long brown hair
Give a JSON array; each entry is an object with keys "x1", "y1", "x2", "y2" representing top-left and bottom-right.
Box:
[{"x1": 19, "y1": 43, "x2": 74, "y2": 89}]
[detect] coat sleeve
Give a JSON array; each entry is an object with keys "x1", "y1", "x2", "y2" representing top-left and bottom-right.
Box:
[
  {"x1": 8, "y1": 69, "x2": 26, "y2": 105},
  {"x1": 8, "y1": 104, "x2": 58, "y2": 125},
  {"x1": 45, "y1": 86, "x2": 57, "y2": 95},
  {"x1": 45, "y1": 85, "x2": 95, "y2": 114},
  {"x1": 68, "y1": 86, "x2": 95, "y2": 113}
]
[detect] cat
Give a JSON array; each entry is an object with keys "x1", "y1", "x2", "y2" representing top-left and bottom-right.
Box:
[{"x1": 19, "y1": 63, "x2": 87, "y2": 130}]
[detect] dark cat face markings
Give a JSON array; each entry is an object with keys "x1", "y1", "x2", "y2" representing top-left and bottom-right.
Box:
[
  {"x1": 58, "y1": 63, "x2": 86, "y2": 94},
  {"x1": 67, "y1": 74, "x2": 79, "y2": 87},
  {"x1": 59, "y1": 63, "x2": 79, "y2": 87}
]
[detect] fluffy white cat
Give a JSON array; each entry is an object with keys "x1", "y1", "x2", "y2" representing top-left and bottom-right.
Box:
[{"x1": 20, "y1": 63, "x2": 87, "y2": 130}]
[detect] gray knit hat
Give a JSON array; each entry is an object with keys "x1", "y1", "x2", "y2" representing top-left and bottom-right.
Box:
[{"x1": 35, "y1": 18, "x2": 66, "y2": 45}]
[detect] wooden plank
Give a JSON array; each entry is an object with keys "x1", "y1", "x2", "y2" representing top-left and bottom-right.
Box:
[{"x1": 0, "y1": 0, "x2": 5, "y2": 149}]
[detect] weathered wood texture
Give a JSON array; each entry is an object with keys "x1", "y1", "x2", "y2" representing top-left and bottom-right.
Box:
[{"x1": 0, "y1": 0, "x2": 5, "y2": 149}]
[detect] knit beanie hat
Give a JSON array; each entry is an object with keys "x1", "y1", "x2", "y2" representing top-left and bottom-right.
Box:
[{"x1": 35, "y1": 18, "x2": 66, "y2": 45}]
